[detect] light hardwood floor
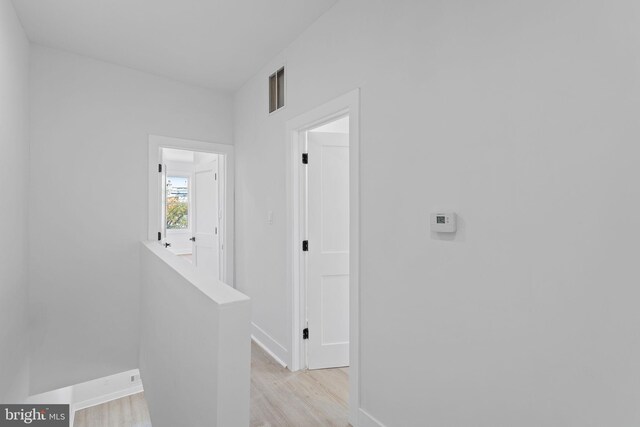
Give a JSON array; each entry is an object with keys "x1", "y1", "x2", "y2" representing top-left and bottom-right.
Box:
[
  {"x1": 250, "y1": 341, "x2": 349, "y2": 427},
  {"x1": 74, "y1": 341, "x2": 349, "y2": 427},
  {"x1": 73, "y1": 392, "x2": 151, "y2": 427}
]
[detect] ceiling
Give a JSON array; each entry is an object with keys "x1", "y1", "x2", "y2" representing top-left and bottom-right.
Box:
[{"x1": 11, "y1": 0, "x2": 338, "y2": 92}]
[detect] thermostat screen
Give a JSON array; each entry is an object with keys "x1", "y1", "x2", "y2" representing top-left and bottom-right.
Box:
[{"x1": 436, "y1": 216, "x2": 446, "y2": 224}]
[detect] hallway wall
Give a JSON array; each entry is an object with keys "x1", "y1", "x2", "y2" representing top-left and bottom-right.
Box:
[
  {"x1": 234, "y1": 0, "x2": 640, "y2": 425},
  {"x1": 0, "y1": 0, "x2": 30, "y2": 403},
  {"x1": 28, "y1": 45, "x2": 233, "y2": 394}
]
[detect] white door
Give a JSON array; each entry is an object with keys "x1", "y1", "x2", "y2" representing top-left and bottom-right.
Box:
[
  {"x1": 193, "y1": 159, "x2": 220, "y2": 279},
  {"x1": 306, "y1": 131, "x2": 350, "y2": 369}
]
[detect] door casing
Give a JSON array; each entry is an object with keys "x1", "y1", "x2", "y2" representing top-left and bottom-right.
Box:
[
  {"x1": 148, "y1": 135, "x2": 235, "y2": 286},
  {"x1": 285, "y1": 89, "x2": 360, "y2": 426}
]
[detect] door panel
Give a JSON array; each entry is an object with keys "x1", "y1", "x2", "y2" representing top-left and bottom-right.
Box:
[
  {"x1": 320, "y1": 274, "x2": 350, "y2": 344},
  {"x1": 320, "y1": 144, "x2": 350, "y2": 253},
  {"x1": 193, "y1": 159, "x2": 219, "y2": 279},
  {"x1": 307, "y1": 131, "x2": 349, "y2": 370}
]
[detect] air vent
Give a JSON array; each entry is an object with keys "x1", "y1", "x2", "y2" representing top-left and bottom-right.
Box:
[{"x1": 269, "y1": 67, "x2": 285, "y2": 113}]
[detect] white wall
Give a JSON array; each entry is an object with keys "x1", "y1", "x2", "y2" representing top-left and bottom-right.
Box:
[
  {"x1": 234, "y1": 0, "x2": 640, "y2": 425},
  {"x1": 28, "y1": 45, "x2": 233, "y2": 394},
  {"x1": 139, "y1": 242, "x2": 250, "y2": 427},
  {"x1": 0, "y1": 0, "x2": 30, "y2": 403}
]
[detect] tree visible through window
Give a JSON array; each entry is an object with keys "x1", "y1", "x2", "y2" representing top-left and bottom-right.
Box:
[{"x1": 166, "y1": 176, "x2": 189, "y2": 229}]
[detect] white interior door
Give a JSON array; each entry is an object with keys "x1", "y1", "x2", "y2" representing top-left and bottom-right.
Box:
[
  {"x1": 193, "y1": 158, "x2": 220, "y2": 279},
  {"x1": 306, "y1": 131, "x2": 350, "y2": 369}
]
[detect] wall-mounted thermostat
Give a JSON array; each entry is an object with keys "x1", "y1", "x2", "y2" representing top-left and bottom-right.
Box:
[{"x1": 430, "y1": 212, "x2": 457, "y2": 233}]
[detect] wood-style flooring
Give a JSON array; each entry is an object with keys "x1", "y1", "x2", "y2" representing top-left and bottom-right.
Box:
[
  {"x1": 73, "y1": 392, "x2": 151, "y2": 427},
  {"x1": 74, "y1": 341, "x2": 349, "y2": 427},
  {"x1": 250, "y1": 341, "x2": 349, "y2": 427}
]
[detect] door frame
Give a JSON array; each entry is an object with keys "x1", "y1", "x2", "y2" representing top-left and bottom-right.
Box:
[
  {"x1": 285, "y1": 89, "x2": 360, "y2": 426},
  {"x1": 148, "y1": 135, "x2": 235, "y2": 286}
]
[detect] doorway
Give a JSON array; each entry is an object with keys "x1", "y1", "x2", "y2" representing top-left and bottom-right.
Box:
[
  {"x1": 160, "y1": 148, "x2": 223, "y2": 278},
  {"x1": 148, "y1": 135, "x2": 234, "y2": 285},
  {"x1": 286, "y1": 89, "x2": 360, "y2": 425}
]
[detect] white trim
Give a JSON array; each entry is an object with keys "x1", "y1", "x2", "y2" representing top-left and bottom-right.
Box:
[
  {"x1": 251, "y1": 335, "x2": 288, "y2": 368},
  {"x1": 73, "y1": 383, "x2": 144, "y2": 412},
  {"x1": 148, "y1": 135, "x2": 235, "y2": 286},
  {"x1": 251, "y1": 323, "x2": 288, "y2": 367},
  {"x1": 25, "y1": 370, "x2": 145, "y2": 426},
  {"x1": 358, "y1": 409, "x2": 387, "y2": 427},
  {"x1": 285, "y1": 89, "x2": 361, "y2": 426}
]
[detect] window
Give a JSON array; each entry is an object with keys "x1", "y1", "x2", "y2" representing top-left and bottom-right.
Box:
[
  {"x1": 166, "y1": 176, "x2": 189, "y2": 229},
  {"x1": 269, "y1": 67, "x2": 285, "y2": 113}
]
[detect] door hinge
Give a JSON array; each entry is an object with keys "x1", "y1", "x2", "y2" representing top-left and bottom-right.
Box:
[
  {"x1": 303, "y1": 328, "x2": 309, "y2": 340},
  {"x1": 157, "y1": 232, "x2": 162, "y2": 241},
  {"x1": 302, "y1": 153, "x2": 308, "y2": 164},
  {"x1": 214, "y1": 173, "x2": 217, "y2": 180},
  {"x1": 302, "y1": 240, "x2": 309, "y2": 252},
  {"x1": 158, "y1": 164, "x2": 162, "y2": 173}
]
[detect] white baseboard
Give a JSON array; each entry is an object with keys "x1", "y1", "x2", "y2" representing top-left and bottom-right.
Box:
[
  {"x1": 251, "y1": 322, "x2": 288, "y2": 368},
  {"x1": 25, "y1": 369, "x2": 144, "y2": 426},
  {"x1": 73, "y1": 383, "x2": 144, "y2": 412},
  {"x1": 359, "y1": 408, "x2": 387, "y2": 427},
  {"x1": 71, "y1": 369, "x2": 144, "y2": 412}
]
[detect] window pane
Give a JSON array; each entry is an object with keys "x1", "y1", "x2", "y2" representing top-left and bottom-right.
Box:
[
  {"x1": 166, "y1": 176, "x2": 189, "y2": 229},
  {"x1": 276, "y1": 68, "x2": 285, "y2": 109},
  {"x1": 269, "y1": 73, "x2": 277, "y2": 113}
]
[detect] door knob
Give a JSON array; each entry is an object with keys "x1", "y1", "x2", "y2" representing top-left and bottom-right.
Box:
[
  {"x1": 189, "y1": 237, "x2": 196, "y2": 242},
  {"x1": 164, "y1": 242, "x2": 171, "y2": 248}
]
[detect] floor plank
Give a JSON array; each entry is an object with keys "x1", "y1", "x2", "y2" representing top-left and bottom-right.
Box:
[
  {"x1": 250, "y1": 341, "x2": 349, "y2": 427},
  {"x1": 74, "y1": 341, "x2": 349, "y2": 427},
  {"x1": 74, "y1": 393, "x2": 151, "y2": 427}
]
